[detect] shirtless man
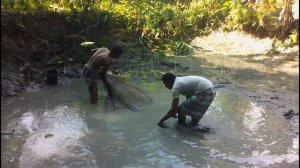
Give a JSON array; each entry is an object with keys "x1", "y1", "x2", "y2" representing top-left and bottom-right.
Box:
[
  {"x1": 157, "y1": 73, "x2": 216, "y2": 128},
  {"x1": 83, "y1": 46, "x2": 123, "y2": 104}
]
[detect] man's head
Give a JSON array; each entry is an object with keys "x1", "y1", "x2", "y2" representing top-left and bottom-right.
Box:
[
  {"x1": 161, "y1": 73, "x2": 176, "y2": 89},
  {"x1": 109, "y1": 46, "x2": 123, "y2": 59}
]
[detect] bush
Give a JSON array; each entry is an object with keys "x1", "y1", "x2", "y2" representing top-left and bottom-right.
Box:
[{"x1": 1, "y1": 0, "x2": 298, "y2": 54}]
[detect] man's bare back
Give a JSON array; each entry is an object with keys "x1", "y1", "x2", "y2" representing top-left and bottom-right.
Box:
[{"x1": 88, "y1": 47, "x2": 112, "y2": 70}]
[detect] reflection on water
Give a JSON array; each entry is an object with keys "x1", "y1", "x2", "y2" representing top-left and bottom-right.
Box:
[
  {"x1": 1, "y1": 78, "x2": 299, "y2": 168},
  {"x1": 18, "y1": 106, "x2": 96, "y2": 168},
  {"x1": 242, "y1": 103, "x2": 265, "y2": 133}
]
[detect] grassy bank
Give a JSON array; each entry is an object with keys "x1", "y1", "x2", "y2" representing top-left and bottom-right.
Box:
[{"x1": 2, "y1": 0, "x2": 298, "y2": 55}]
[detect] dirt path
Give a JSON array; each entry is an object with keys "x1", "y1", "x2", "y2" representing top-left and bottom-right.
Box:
[{"x1": 190, "y1": 31, "x2": 299, "y2": 135}]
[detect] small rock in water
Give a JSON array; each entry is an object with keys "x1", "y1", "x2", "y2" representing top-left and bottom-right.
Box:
[
  {"x1": 45, "y1": 134, "x2": 54, "y2": 138},
  {"x1": 270, "y1": 96, "x2": 279, "y2": 100},
  {"x1": 283, "y1": 109, "x2": 294, "y2": 117},
  {"x1": 284, "y1": 109, "x2": 295, "y2": 119}
]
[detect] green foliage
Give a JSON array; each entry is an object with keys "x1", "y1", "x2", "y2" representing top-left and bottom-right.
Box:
[
  {"x1": 272, "y1": 30, "x2": 299, "y2": 50},
  {"x1": 187, "y1": 0, "x2": 229, "y2": 30},
  {"x1": 222, "y1": 1, "x2": 258, "y2": 30},
  {"x1": 78, "y1": 53, "x2": 89, "y2": 65},
  {"x1": 170, "y1": 41, "x2": 193, "y2": 55},
  {"x1": 289, "y1": 30, "x2": 299, "y2": 45},
  {"x1": 1, "y1": 0, "x2": 95, "y2": 12},
  {"x1": 255, "y1": 2, "x2": 282, "y2": 35},
  {"x1": 98, "y1": 36, "x2": 109, "y2": 46},
  {"x1": 1, "y1": 0, "x2": 298, "y2": 54}
]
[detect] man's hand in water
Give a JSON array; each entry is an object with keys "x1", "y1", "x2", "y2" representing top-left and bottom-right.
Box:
[{"x1": 157, "y1": 121, "x2": 169, "y2": 128}]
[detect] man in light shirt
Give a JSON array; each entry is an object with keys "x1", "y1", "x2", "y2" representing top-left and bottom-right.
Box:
[
  {"x1": 83, "y1": 46, "x2": 123, "y2": 104},
  {"x1": 157, "y1": 73, "x2": 216, "y2": 128}
]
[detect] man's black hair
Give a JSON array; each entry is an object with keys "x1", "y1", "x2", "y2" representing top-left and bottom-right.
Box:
[
  {"x1": 111, "y1": 46, "x2": 123, "y2": 55},
  {"x1": 161, "y1": 73, "x2": 176, "y2": 83}
]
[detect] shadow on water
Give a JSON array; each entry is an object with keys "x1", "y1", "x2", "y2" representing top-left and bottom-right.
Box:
[{"x1": 1, "y1": 78, "x2": 299, "y2": 168}]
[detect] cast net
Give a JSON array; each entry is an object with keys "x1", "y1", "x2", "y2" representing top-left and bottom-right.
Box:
[{"x1": 106, "y1": 75, "x2": 152, "y2": 112}]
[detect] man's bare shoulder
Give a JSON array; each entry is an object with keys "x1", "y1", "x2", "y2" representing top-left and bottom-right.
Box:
[
  {"x1": 93, "y1": 47, "x2": 110, "y2": 57},
  {"x1": 91, "y1": 47, "x2": 109, "y2": 53}
]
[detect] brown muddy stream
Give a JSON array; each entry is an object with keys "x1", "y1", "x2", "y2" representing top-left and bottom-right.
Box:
[{"x1": 1, "y1": 76, "x2": 299, "y2": 168}]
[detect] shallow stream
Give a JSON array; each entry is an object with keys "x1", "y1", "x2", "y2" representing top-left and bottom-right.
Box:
[{"x1": 1, "y1": 77, "x2": 299, "y2": 168}]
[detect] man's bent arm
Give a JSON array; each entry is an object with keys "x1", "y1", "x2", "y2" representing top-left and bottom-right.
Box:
[{"x1": 159, "y1": 98, "x2": 179, "y2": 123}]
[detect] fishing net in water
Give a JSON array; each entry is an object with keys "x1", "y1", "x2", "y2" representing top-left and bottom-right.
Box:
[{"x1": 105, "y1": 75, "x2": 152, "y2": 112}]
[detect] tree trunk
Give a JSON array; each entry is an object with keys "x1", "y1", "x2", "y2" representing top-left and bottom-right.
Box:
[{"x1": 278, "y1": 0, "x2": 295, "y2": 39}]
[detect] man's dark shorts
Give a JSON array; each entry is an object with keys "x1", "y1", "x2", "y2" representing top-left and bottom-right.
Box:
[{"x1": 83, "y1": 64, "x2": 99, "y2": 86}]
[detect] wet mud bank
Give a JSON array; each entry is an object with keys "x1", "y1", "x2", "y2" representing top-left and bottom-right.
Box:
[
  {"x1": 1, "y1": 64, "x2": 81, "y2": 97},
  {"x1": 1, "y1": 11, "x2": 85, "y2": 97}
]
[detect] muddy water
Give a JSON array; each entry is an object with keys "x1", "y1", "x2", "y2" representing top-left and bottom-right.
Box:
[{"x1": 1, "y1": 78, "x2": 299, "y2": 168}]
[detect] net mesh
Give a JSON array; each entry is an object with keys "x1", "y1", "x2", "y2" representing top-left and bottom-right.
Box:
[{"x1": 105, "y1": 75, "x2": 152, "y2": 112}]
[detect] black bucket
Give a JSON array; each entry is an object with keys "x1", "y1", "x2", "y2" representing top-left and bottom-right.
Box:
[{"x1": 46, "y1": 69, "x2": 58, "y2": 84}]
